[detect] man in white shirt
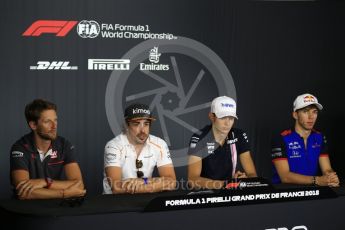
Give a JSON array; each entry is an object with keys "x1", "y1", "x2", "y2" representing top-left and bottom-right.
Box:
[{"x1": 103, "y1": 103, "x2": 176, "y2": 194}]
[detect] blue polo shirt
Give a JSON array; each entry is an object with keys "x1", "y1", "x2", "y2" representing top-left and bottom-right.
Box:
[
  {"x1": 271, "y1": 129, "x2": 329, "y2": 184},
  {"x1": 188, "y1": 125, "x2": 250, "y2": 181}
]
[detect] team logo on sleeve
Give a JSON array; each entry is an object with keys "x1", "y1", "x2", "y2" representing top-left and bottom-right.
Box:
[
  {"x1": 243, "y1": 132, "x2": 249, "y2": 143},
  {"x1": 190, "y1": 136, "x2": 199, "y2": 148},
  {"x1": 11, "y1": 151, "x2": 24, "y2": 158},
  {"x1": 271, "y1": 148, "x2": 282, "y2": 158},
  {"x1": 106, "y1": 153, "x2": 117, "y2": 163},
  {"x1": 166, "y1": 151, "x2": 171, "y2": 159}
]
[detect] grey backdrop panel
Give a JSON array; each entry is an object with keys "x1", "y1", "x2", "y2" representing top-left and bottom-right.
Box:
[{"x1": 1, "y1": 0, "x2": 345, "y2": 199}]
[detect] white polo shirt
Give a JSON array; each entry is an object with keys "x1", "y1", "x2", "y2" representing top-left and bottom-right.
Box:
[{"x1": 103, "y1": 133, "x2": 173, "y2": 194}]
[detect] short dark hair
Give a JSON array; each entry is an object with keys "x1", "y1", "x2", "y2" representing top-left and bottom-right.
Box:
[
  {"x1": 25, "y1": 99, "x2": 57, "y2": 124},
  {"x1": 295, "y1": 104, "x2": 319, "y2": 113}
]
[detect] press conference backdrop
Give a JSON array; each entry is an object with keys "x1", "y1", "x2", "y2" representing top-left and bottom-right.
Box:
[{"x1": 1, "y1": 0, "x2": 345, "y2": 200}]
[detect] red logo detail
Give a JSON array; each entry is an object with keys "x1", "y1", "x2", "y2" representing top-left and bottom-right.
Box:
[
  {"x1": 225, "y1": 182, "x2": 240, "y2": 189},
  {"x1": 23, "y1": 20, "x2": 78, "y2": 37}
]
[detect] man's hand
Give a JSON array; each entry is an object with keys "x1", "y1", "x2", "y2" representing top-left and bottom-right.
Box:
[
  {"x1": 121, "y1": 178, "x2": 146, "y2": 194},
  {"x1": 63, "y1": 180, "x2": 86, "y2": 198},
  {"x1": 316, "y1": 172, "x2": 340, "y2": 187},
  {"x1": 234, "y1": 171, "x2": 247, "y2": 179},
  {"x1": 326, "y1": 172, "x2": 339, "y2": 187},
  {"x1": 16, "y1": 179, "x2": 46, "y2": 198}
]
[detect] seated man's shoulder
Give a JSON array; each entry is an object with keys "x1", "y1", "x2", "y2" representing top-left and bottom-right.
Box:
[
  {"x1": 147, "y1": 134, "x2": 168, "y2": 147},
  {"x1": 11, "y1": 133, "x2": 34, "y2": 153},
  {"x1": 191, "y1": 125, "x2": 212, "y2": 141},
  {"x1": 271, "y1": 129, "x2": 293, "y2": 146},
  {"x1": 105, "y1": 134, "x2": 125, "y2": 149},
  {"x1": 280, "y1": 129, "x2": 293, "y2": 137},
  {"x1": 230, "y1": 127, "x2": 247, "y2": 135},
  {"x1": 52, "y1": 135, "x2": 75, "y2": 150}
]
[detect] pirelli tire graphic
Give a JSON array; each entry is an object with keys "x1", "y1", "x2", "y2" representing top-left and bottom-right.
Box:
[{"x1": 105, "y1": 37, "x2": 236, "y2": 167}]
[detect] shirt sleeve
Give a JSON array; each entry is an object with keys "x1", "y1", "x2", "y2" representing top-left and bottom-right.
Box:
[
  {"x1": 104, "y1": 141, "x2": 123, "y2": 168},
  {"x1": 10, "y1": 145, "x2": 29, "y2": 171},
  {"x1": 187, "y1": 134, "x2": 204, "y2": 158},
  {"x1": 271, "y1": 134, "x2": 288, "y2": 161},
  {"x1": 63, "y1": 140, "x2": 78, "y2": 164},
  {"x1": 320, "y1": 134, "x2": 329, "y2": 157},
  {"x1": 236, "y1": 129, "x2": 251, "y2": 154},
  {"x1": 157, "y1": 139, "x2": 173, "y2": 167}
]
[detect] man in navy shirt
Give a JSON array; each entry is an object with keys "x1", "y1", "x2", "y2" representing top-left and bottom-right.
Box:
[
  {"x1": 188, "y1": 96, "x2": 257, "y2": 189},
  {"x1": 10, "y1": 99, "x2": 86, "y2": 199},
  {"x1": 271, "y1": 93, "x2": 339, "y2": 186}
]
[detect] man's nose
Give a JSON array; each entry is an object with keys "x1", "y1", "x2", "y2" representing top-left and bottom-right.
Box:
[{"x1": 224, "y1": 117, "x2": 231, "y2": 125}]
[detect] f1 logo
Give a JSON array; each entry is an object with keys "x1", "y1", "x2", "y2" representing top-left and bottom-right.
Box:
[{"x1": 23, "y1": 20, "x2": 78, "y2": 37}]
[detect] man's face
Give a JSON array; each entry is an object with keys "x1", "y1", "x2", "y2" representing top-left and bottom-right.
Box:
[
  {"x1": 31, "y1": 109, "x2": 58, "y2": 141},
  {"x1": 210, "y1": 113, "x2": 235, "y2": 135},
  {"x1": 126, "y1": 118, "x2": 151, "y2": 145},
  {"x1": 293, "y1": 106, "x2": 318, "y2": 131}
]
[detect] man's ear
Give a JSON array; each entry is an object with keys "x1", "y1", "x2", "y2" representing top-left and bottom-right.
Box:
[
  {"x1": 28, "y1": 121, "x2": 37, "y2": 131},
  {"x1": 292, "y1": 111, "x2": 298, "y2": 120},
  {"x1": 208, "y1": 112, "x2": 215, "y2": 122}
]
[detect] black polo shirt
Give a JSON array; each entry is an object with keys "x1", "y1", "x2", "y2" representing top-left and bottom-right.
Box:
[
  {"x1": 10, "y1": 132, "x2": 78, "y2": 181},
  {"x1": 188, "y1": 125, "x2": 250, "y2": 181}
]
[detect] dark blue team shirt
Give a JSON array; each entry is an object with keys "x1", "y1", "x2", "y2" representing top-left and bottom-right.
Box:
[
  {"x1": 271, "y1": 129, "x2": 329, "y2": 183},
  {"x1": 188, "y1": 125, "x2": 250, "y2": 181}
]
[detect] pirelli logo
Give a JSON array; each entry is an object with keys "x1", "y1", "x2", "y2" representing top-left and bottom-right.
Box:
[{"x1": 88, "y1": 59, "x2": 130, "y2": 70}]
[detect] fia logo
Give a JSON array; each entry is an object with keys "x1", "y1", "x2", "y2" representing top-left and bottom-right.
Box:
[{"x1": 77, "y1": 20, "x2": 100, "y2": 38}]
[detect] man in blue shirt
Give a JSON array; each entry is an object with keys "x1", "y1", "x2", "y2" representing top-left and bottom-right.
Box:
[{"x1": 271, "y1": 93, "x2": 339, "y2": 186}]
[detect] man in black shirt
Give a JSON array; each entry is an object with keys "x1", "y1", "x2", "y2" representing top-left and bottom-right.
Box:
[
  {"x1": 188, "y1": 96, "x2": 257, "y2": 189},
  {"x1": 10, "y1": 99, "x2": 86, "y2": 199}
]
